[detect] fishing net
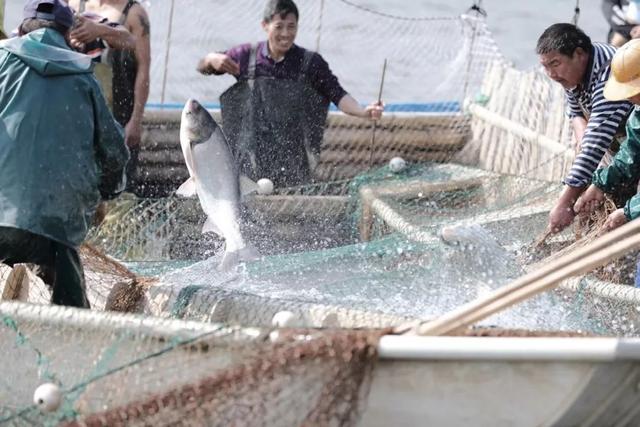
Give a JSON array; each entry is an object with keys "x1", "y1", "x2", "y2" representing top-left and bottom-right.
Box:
[
  {"x1": 4, "y1": 1, "x2": 640, "y2": 424},
  {"x1": 0, "y1": 302, "x2": 383, "y2": 426},
  {"x1": 117, "y1": 0, "x2": 508, "y2": 195},
  {"x1": 149, "y1": 0, "x2": 501, "y2": 108},
  {"x1": 0, "y1": 301, "x2": 602, "y2": 426},
  {"x1": 0, "y1": 160, "x2": 618, "y2": 338}
]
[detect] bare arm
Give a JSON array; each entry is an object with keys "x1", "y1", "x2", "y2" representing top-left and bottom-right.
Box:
[
  {"x1": 337, "y1": 95, "x2": 383, "y2": 120},
  {"x1": 571, "y1": 116, "x2": 587, "y2": 150},
  {"x1": 70, "y1": 15, "x2": 135, "y2": 51},
  {"x1": 124, "y1": 5, "x2": 151, "y2": 147},
  {"x1": 98, "y1": 23, "x2": 135, "y2": 50}
]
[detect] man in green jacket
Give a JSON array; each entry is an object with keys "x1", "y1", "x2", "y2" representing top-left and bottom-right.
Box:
[
  {"x1": 575, "y1": 38, "x2": 640, "y2": 233},
  {"x1": 0, "y1": 0, "x2": 129, "y2": 308}
]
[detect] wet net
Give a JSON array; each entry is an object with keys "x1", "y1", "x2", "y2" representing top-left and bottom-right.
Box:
[
  {"x1": 130, "y1": 1, "x2": 506, "y2": 194},
  {"x1": 4, "y1": 1, "x2": 640, "y2": 424},
  {"x1": 149, "y1": 0, "x2": 501, "y2": 109},
  {"x1": 0, "y1": 302, "x2": 382, "y2": 426}
]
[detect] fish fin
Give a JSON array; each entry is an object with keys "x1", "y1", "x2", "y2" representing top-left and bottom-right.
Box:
[
  {"x1": 202, "y1": 217, "x2": 223, "y2": 236},
  {"x1": 239, "y1": 175, "x2": 258, "y2": 196},
  {"x1": 218, "y1": 245, "x2": 261, "y2": 272},
  {"x1": 176, "y1": 177, "x2": 197, "y2": 198}
]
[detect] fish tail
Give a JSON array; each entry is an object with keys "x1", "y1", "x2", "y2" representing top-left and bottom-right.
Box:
[{"x1": 218, "y1": 245, "x2": 260, "y2": 272}]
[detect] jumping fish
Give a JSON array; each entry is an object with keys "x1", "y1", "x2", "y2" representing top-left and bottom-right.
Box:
[{"x1": 177, "y1": 98, "x2": 258, "y2": 271}]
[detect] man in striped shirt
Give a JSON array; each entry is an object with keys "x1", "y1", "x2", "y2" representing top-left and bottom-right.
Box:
[{"x1": 537, "y1": 23, "x2": 633, "y2": 233}]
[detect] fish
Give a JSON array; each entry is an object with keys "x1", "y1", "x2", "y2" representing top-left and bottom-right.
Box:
[
  {"x1": 177, "y1": 98, "x2": 259, "y2": 271},
  {"x1": 439, "y1": 223, "x2": 522, "y2": 282}
]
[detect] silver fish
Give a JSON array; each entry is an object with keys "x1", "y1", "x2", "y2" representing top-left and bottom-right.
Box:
[{"x1": 177, "y1": 98, "x2": 258, "y2": 271}]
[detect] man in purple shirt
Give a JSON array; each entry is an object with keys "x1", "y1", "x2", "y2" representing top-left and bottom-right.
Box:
[{"x1": 197, "y1": 0, "x2": 382, "y2": 187}]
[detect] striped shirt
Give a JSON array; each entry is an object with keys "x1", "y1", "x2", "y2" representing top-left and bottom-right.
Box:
[{"x1": 564, "y1": 42, "x2": 633, "y2": 188}]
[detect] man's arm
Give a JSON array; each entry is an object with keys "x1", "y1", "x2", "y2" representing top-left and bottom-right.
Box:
[
  {"x1": 124, "y1": 4, "x2": 151, "y2": 149},
  {"x1": 337, "y1": 95, "x2": 383, "y2": 120},
  {"x1": 563, "y1": 85, "x2": 631, "y2": 189},
  {"x1": 91, "y1": 80, "x2": 129, "y2": 199},
  {"x1": 70, "y1": 15, "x2": 135, "y2": 50},
  {"x1": 197, "y1": 52, "x2": 239, "y2": 75},
  {"x1": 548, "y1": 82, "x2": 632, "y2": 233}
]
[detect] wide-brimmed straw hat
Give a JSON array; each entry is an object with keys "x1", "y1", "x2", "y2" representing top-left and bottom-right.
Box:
[{"x1": 604, "y1": 39, "x2": 640, "y2": 101}]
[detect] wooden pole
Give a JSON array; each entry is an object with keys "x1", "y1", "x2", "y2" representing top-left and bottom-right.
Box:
[
  {"x1": 160, "y1": 0, "x2": 176, "y2": 106},
  {"x1": 368, "y1": 59, "x2": 387, "y2": 167},
  {"x1": 2, "y1": 265, "x2": 27, "y2": 301}
]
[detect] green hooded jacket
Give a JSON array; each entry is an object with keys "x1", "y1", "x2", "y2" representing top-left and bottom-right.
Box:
[
  {"x1": 0, "y1": 28, "x2": 129, "y2": 247},
  {"x1": 592, "y1": 106, "x2": 640, "y2": 221}
]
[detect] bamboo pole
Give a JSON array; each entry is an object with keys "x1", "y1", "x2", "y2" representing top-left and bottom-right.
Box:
[
  {"x1": 358, "y1": 178, "x2": 483, "y2": 242},
  {"x1": 1, "y1": 265, "x2": 26, "y2": 301},
  {"x1": 468, "y1": 103, "x2": 574, "y2": 158},
  {"x1": 368, "y1": 59, "x2": 387, "y2": 167}
]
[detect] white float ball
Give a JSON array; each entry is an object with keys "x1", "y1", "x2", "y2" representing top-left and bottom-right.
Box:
[
  {"x1": 272, "y1": 310, "x2": 298, "y2": 327},
  {"x1": 389, "y1": 157, "x2": 407, "y2": 173},
  {"x1": 33, "y1": 383, "x2": 62, "y2": 412},
  {"x1": 257, "y1": 178, "x2": 274, "y2": 195}
]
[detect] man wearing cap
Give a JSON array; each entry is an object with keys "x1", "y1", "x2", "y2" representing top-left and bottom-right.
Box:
[
  {"x1": 0, "y1": 0, "x2": 129, "y2": 308},
  {"x1": 537, "y1": 23, "x2": 634, "y2": 234},
  {"x1": 576, "y1": 39, "x2": 640, "y2": 232}
]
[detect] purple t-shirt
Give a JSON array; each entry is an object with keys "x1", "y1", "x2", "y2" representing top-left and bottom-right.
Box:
[{"x1": 221, "y1": 41, "x2": 348, "y2": 107}]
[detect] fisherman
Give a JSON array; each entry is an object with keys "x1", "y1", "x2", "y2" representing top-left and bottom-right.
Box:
[
  {"x1": 68, "y1": 0, "x2": 151, "y2": 195},
  {"x1": 602, "y1": 0, "x2": 640, "y2": 47},
  {"x1": 574, "y1": 39, "x2": 640, "y2": 284},
  {"x1": 0, "y1": 0, "x2": 129, "y2": 308},
  {"x1": 537, "y1": 23, "x2": 635, "y2": 234},
  {"x1": 197, "y1": 0, "x2": 383, "y2": 187}
]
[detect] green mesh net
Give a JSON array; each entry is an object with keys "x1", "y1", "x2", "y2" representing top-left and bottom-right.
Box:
[{"x1": 3, "y1": 3, "x2": 640, "y2": 424}]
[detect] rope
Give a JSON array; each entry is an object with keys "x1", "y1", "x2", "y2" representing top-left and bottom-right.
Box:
[
  {"x1": 334, "y1": 0, "x2": 459, "y2": 21},
  {"x1": 160, "y1": 0, "x2": 176, "y2": 105},
  {"x1": 315, "y1": 0, "x2": 325, "y2": 53},
  {"x1": 171, "y1": 285, "x2": 204, "y2": 319}
]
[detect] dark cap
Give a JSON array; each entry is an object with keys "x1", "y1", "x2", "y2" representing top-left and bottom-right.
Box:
[{"x1": 23, "y1": 0, "x2": 74, "y2": 30}]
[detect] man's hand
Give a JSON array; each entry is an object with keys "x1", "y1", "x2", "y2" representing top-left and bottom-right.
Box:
[
  {"x1": 548, "y1": 201, "x2": 577, "y2": 234},
  {"x1": 70, "y1": 15, "x2": 103, "y2": 44},
  {"x1": 202, "y1": 53, "x2": 240, "y2": 75},
  {"x1": 601, "y1": 208, "x2": 628, "y2": 234},
  {"x1": 125, "y1": 119, "x2": 142, "y2": 149},
  {"x1": 547, "y1": 185, "x2": 585, "y2": 234},
  {"x1": 363, "y1": 101, "x2": 384, "y2": 120},
  {"x1": 574, "y1": 184, "x2": 605, "y2": 215}
]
